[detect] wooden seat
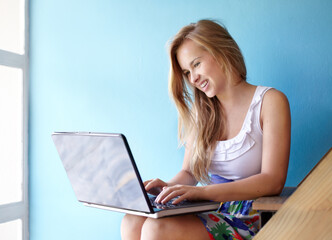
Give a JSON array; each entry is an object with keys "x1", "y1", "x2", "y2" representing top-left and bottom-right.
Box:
[
  {"x1": 253, "y1": 148, "x2": 332, "y2": 239},
  {"x1": 252, "y1": 187, "x2": 296, "y2": 228}
]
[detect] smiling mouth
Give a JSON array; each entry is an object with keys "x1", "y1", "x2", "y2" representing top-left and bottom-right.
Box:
[{"x1": 200, "y1": 80, "x2": 208, "y2": 88}]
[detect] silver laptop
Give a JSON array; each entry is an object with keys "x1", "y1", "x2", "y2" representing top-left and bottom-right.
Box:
[{"x1": 51, "y1": 132, "x2": 220, "y2": 218}]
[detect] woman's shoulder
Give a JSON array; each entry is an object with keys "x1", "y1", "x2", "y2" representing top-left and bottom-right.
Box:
[
  {"x1": 261, "y1": 87, "x2": 291, "y2": 121},
  {"x1": 263, "y1": 88, "x2": 289, "y2": 106}
]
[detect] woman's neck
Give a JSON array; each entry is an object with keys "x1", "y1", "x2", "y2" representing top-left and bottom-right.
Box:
[{"x1": 216, "y1": 80, "x2": 254, "y2": 107}]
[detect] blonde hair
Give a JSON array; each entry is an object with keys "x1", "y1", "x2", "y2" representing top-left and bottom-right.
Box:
[{"x1": 168, "y1": 19, "x2": 246, "y2": 184}]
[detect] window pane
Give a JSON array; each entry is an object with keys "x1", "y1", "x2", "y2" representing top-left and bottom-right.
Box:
[
  {"x1": 0, "y1": 65, "x2": 23, "y2": 205},
  {"x1": 0, "y1": 0, "x2": 25, "y2": 54},
  {"x1": 0, "y1": 219, "x2": 22, "y2": 240}
]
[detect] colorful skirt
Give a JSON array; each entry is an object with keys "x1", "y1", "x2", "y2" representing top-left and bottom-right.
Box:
[{"x1": 196, "y1": 175, "x2": 260, "y2": 240}]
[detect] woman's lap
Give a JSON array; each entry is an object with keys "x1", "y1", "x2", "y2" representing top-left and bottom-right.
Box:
[
  {"x1": 141, "y1": 214, "x2": 211, "y2": 240},
  {"x1": 122, "y1": 213, "x2": 210, "y2": 240},
  {"x1": 122, "y1": 200, "x2": 259, "y2": 240},
  {"x1": 196, "y1": 200, "x2": 260, "y2": 240}
]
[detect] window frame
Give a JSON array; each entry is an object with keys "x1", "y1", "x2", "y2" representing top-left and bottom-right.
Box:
[{"x1": 0, "y1": 0, "x2": 29, "y2": 239}]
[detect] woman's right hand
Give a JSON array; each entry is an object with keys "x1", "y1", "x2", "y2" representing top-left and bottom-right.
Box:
[{"x1": 144, "y1": 178, "x2": 168, "y2": 196}]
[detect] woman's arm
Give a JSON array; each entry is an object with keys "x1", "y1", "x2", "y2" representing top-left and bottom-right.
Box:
[{"x1": 156, "y1": 89, "x2": 291, "y2": 204}]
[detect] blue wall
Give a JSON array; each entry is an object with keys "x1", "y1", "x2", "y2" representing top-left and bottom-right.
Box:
[{"x1": 29, "y1": 0, "x2": 332, "y2": 239}]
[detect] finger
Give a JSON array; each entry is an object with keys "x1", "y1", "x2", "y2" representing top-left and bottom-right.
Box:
[
  {"x1": 155, "y1": 186, "x2": 173, "y2": 203},
  {"x1": 161, "y1": 190, "x2": 183, "y2": 204},
  {"x1": 143, "y1": 179, "x2": 152, "y2": 187},
  {"x1": 172, "y1": 194, "x2": 188, "y2": 205},
  {"x1": 144, "y1": 180, "x2": 159, "y2": 192},
  {"x1": 144, "y1": 179, "x2": 159, "y2": 190},
  {"x1": 145, "y1": 179, "x2": 167, "y2": 194},
  {"x1": 157, "y1": 187, "x2": 184, "y2": 204}
]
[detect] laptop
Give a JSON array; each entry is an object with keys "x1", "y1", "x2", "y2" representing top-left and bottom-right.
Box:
[{"x1": 51, "y1": 132, "x2": 220, "y2": 218}]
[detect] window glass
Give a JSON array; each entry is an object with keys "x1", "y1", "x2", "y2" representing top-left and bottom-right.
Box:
[
  {"x1": 0, "y1": 219, "x2": 22, "y2": 240},
  {"x1": 0, "y1": 0, "x2": 25, "y2": 54},
  {"x1": 0, "y1": 65, "x2": 23, "y2": 205}
]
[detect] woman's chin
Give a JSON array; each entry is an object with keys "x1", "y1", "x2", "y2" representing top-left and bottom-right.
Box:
[{"x1": 204, "y1": 91, "x2": 215, "y2": 98}]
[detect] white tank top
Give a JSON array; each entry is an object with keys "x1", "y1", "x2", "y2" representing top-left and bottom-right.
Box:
[{"x1": 209, "y1": 86, "x2": 272, "y2": 181}]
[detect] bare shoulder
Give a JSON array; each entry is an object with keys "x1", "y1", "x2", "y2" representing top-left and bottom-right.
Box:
[
  {"x1": 261, "y1": 88, "x2": 291, "y2": 126},
  {"x1": 263, "y1": 88, "x2": 289, "y2": 106},
  {"x1": 262, "y1": 88, "x2": 290, "y2": 113}
]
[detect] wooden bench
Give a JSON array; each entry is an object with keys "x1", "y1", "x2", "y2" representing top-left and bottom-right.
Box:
[
  {"x1": 253, "y1": 147, "x2": 332, "y2": 239},
  {"x1": 252, "y1": 187, "x2": 296, "y2": 228}
]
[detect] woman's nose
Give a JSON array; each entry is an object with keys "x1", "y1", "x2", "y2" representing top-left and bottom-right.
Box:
[{"x1": 190, "y1": 72, "x2": 199, "y2": 84}]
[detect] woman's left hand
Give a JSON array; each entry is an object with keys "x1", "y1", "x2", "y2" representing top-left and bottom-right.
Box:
[{"x1": 155, "y1": 184, "x2": 204, "y2": 205}]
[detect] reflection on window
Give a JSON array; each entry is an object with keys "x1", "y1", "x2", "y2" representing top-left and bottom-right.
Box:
[{"x1": 0, "y1": 65, "x2": 23, "y2": 205}]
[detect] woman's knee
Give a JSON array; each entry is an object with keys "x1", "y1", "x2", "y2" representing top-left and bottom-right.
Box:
[
  {"x1": 141, "y1": 215, "x2": 209, "y2": 240},
  {"x1": 121, "y1": 214, "x2": 146, "y2": 240},
  {"x1": 141, "y1": 218, "x2": 169, "y2": 240}
]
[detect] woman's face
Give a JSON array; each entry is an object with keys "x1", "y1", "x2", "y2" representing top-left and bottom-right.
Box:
[{"x1": 177, "y1": 39, "x2": 227, "y2": 98}]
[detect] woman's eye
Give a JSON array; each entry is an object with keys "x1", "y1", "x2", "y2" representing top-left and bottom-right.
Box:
[{"x1": 194, "y1": 62, "x2": 200, "y2": 68}]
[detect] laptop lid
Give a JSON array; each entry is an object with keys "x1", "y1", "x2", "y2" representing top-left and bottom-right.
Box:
[
  {"x1": 52, "y1": 132, "x2": 220, "y2": 218},
  {"x1": 52, "y1": 132, "x2": 154, "y2": 214}
]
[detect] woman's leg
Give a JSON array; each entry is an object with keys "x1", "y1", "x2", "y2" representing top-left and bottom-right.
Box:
[
  {"x1": 121, "y1": 214, "x2": 147, "y2": 240},
  {"x1": 141, "y1": 214, "x2": 210, "y2": 240}
]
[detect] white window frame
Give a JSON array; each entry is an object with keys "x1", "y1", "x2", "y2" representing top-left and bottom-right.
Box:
[{"x1": 0, "y1": 0, "x2": 29, "y2": 239}]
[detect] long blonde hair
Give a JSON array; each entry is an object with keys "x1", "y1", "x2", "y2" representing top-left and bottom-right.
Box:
[{"x1": 168, "y1": 19, "x2": 247, "y2": 184}]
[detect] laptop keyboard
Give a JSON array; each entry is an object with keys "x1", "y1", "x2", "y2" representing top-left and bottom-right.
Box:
[{"x1": 149, "y1": 196, "x2": 193, "y2": 209}]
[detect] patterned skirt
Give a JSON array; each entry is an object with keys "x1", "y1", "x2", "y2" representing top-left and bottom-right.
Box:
[
  {"x1": 196, "y1": 175, "x2": 260, "y2": 240},
  {"x1": 197, "y1": 200, "x2": 259, "y2": 240}
]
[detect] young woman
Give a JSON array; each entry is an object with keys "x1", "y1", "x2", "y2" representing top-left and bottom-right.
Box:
[{"x1": 121, "y1": 19, "x2": 291, "y2": 240}]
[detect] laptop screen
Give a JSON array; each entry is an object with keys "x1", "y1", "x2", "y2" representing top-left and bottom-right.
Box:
[{"x1": 52, "y1": 133, "x2": 151, "y2": 213}]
